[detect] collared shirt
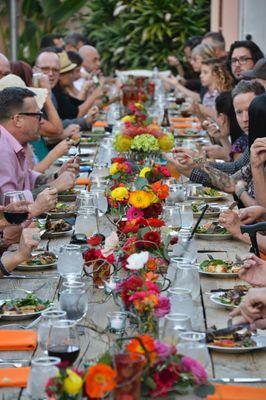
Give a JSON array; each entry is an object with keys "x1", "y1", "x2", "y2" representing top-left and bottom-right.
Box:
[
  {"x1": 0, "y1": 125, "x2": 41, "y2": 202},
  {"x1": 202, "y1": 89, "x2": 220, "y2": 109}
]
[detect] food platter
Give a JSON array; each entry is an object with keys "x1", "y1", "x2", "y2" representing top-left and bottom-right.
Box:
[
  {"x1": 188, "y1": 188, "x2": 227, "y2": 202},
  {"x1": 210, "y1": 293, "x2": 238, "y2": 309},
  {"x1": 198, "y1": 259, "x2": 241, "y2": 278},
  {"x1": 17, "y1": 251, "x2": 57, "y2": 271},
  {"x1": 0, "y1": 293, "x2": 52, "y2": 320},
  {"x1": 195, "y1": 222, "x2": 232, "y2": 240},
  {"x1": 195, "y1": 232, "x2": 232, "y2": 240},
  {"x1": 207, "y1": 335, "x2": 266, "y2": 353},
  {"x1": 47, "y1": 203, "x2": 77, "y2": 219},
  {"x1": 192, "y1": 202, "x2": 221, "y2": 219},
  {"x1": 58, "y1": 189, "x2": 80, "y2": 202},
  {"x1": 209, "y1": 286, "x2": 249, "y2": 309}
]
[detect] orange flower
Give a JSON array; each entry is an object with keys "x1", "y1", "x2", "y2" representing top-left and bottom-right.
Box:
[
  {"x1": 152, "y1": 181, "x2": 169, "y2": 200},
  {"x1": 85, "y1": 363, "x2": 117, "y2": 398},
  {"x1": 145, "y1": 271, "x2": 159, "y2": 281},
  {"x1": 146, "y1": 258, "x2": 158, "y2": 272},
  {"x1": 129, "y1": 190, "x2": 151, "y2": 209},
  {"x1": 127, "y1": 335, "x2": 157, "y2": 365}
]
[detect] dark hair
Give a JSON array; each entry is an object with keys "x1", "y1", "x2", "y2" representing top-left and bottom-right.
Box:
[
  {"x1": 38, "y1": 46, "x2": 62, "y2": 55},
  {"x1": 215, "y1": 91, "x2": 243, "y2": 143},
  {"x1": 10, "y1": 60, "x2": 33, "y2": 86},
  {"x1": 227, "y1": 40, "x2": 264, "y2": 78},
  {"x1": 65, "y1": 32, "x2": 86, "y2": 47},
  {"x1": 248, "y1": 93, "x2": 266, "y2": 147},
  {"x1": 67, "y1": 51, "x2": 83, "y2": 67},
  {"x1": 232, "y1": 80, "x2": 265, "y2": 99},
  {"x1": 0, "y1": 87, "x2": 35, "y2": 121},
  {"x1": 184, "y1": 36, "x2": 202, "y2": 50},
  {"x1": 40, "y1": 33, "x2": 63, "y2": 49},
  {"x1": 203, "y1": 31, "x2": 225, "y2": 46}
]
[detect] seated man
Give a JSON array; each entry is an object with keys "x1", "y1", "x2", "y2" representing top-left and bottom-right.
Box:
[{"x1": 0, "y1": 87, "x2": 78, "y2": 216}]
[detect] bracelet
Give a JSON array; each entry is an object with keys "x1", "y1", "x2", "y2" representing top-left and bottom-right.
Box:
[
  {"x1": 236, "y1": 187, "x2": 246, "y2": 199},
  {"x1": 0, "y1": 259, "x2": 11, "y2": 276}
]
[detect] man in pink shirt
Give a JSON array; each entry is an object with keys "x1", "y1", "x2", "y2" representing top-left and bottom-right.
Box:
[{"x1": 0, "y1": 87, "x2": 78, "y2": 217}]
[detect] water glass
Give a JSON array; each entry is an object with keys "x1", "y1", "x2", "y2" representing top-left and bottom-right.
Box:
[
  {"x1": 172, "y1": 260, "x2": 200, "y2": 300},
  {"x1": 90, "y1": 189, "x2": 108, "y2": 214},
  {"x1": 162, "y1": 313, "x2": 192, "y2": 345},
  {"x1": 166, "y1": 256, "x2": 191, "y2": 282},
  {"x1": 167, "y1": 288, "x2": 194, "y2": 318},
  {"x1": 26, "y1": 356, "x2": 60, "y2": 399},
  {"x1": 162, "y1": 205, "x2": 182, "y2": 232},
  {"x1": 76, "y1": 193, "x2": 95, "y2": 209},
  {"x1": 179, "y1": 202, "x2": 193, "y2": 229},
  {"x1": 38, "y1": 309, "x2": 66, "y2": 352},
  {"x1": 57, "y1": 244, "x2": 84, "y2": 279},
  {"x1": 172, "y1": 230, "x2": 197, "y2": 262},
  {"x1": 187, "y1": 183, "x2": 203, "y2": 199},
  {"x1": 177, "y1": 332, "x2": 211, "y2": 368},
  {"x1": 59, "y1": 282, "x2": 88, "y2": 321},
  {"x1": 74, "y1": 206, "x2": 98, "y2": 236}
]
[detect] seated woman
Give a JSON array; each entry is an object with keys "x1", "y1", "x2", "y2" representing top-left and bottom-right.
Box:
[
  {"x1": 203, "y1": 91, "x2": 246, "y2": 161},
  {"x1": 53, "y1": 51, "x2": 101, "y2": 120}
]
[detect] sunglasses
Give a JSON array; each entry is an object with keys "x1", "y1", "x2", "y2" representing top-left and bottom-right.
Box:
[{"x1": 17, "y1": 112, "x2": 43, "y2": 122}]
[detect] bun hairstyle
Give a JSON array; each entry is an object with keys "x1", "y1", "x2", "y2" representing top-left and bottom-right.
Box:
[{"x1": 202, "y1": 58, "x2": 233, "y2": 91}]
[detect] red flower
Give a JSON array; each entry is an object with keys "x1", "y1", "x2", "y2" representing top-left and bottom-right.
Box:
[
  {"x1": 122, "y1": 237, "x2": 138, "y2": 254},
  {"x1": 146, "y1": 218, "x2": 165, "y2": 228},
  {"x1": 160, "y1": 166, "x2": 171, "y2": 178},
  {"x1": 150, "y1": 365, "x2": 180, "y2": 397},
  {"x1": 170, "y1": 236, "x2": 179, "y2": 245},
  {"x1": 87, "y1": 234, "x2": 105, "y2": 246},
  {"x1": 143, "y1": 202, "x2": 163, "y2": 218},
  {"x1": 111, "y1": 157, "x2": 126, "y2": 163},
  {"x1": 119, "y1": 275, "x2": 143, "y2": 306},
  {"x1": 143, "y1": 230, "x2": 161, "y2": 249},
  {"x1": 83, "y1": 248, "x2": 97, "y2": 262}
]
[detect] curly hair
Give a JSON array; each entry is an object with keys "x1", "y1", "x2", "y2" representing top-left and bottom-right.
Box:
[{"x1": 202, "y1": 58, "x2": 233, "y2": 92}]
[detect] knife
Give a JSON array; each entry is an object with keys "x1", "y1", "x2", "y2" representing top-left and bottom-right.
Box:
[
  {"x1": 3, "y1": 274, "x2": 58, "y2": 279},
  {"x1": 210, "y1": 378, "x2": 266, "y2": 383}
]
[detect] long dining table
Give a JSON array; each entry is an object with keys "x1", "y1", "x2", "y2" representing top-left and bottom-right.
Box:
[{"x1": 0, "y1": 140, "x2": 265, "y2": 400}]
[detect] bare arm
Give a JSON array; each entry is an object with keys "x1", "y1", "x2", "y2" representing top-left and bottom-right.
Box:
[
  {"x1": 40, "y1": 96, "x2": 63, "y2": 138},
  {"x1": 77, "y1": 87, "x2": 102, "y2": 118}
]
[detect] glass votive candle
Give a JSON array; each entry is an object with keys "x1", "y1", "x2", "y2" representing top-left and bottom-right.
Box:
[
  {"x1": 107, "y1": 311, "x2": 127, "y2": 333},
  {"x1": 162, "y1": 313, "x2": 192, "y2": 346},
  {"x1": 103, "y1": 276, "x2": 121, "y2": 294}
]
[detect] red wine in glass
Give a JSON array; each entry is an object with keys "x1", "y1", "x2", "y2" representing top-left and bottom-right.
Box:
[
  {"x1": 3, "y1": 191, "x2": 29, "y2": 225},
  {"x1": 48, "y1": 345, "x2": 80, "y2": 365}
]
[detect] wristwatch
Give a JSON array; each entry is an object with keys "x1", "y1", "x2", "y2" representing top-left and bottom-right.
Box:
[{"x1": 236, "y1": 187, "x2": 246, "y2": 199}]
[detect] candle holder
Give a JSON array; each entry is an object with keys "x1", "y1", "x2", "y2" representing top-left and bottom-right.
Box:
[
  {"x1": 103, "y1": 276, "x2": 121, "y2": 295},
  {"x1": 107, "y1": 311, "x2": 127, "y2": 334}
]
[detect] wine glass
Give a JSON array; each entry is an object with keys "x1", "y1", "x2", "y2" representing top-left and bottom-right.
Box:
[
  {"x1": 47, "y1": 319, "x2": 80, "y2": 366},
  {"x1": 26, "y1": 356, "x2": 60, "y2": 399},
  {"x1": 59, "y1": 281, "x2": 88, "y2": 321},
  {"x1": 38, "y1": 309, "x2": 66, "y2": 353},
  {"x1": 177, "y1": 332, "x2": 211, "y2": 369},
  {"x1": 161, "y1": 313, "x2": 192, "y2": 346},
  {"x1": 3, "y1": 191, "x2": 29, "y2": 224}
]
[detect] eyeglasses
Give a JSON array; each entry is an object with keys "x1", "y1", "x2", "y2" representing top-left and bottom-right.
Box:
[
  {"x1": 18, "y1": 112, "x2": 43, "y2": 121},
  {"x1": 36, "y1": 66, "x2": 60, "y2": 74},
  {"x1": 231, "y1": 56, "x2": 253, "y2": 65}
]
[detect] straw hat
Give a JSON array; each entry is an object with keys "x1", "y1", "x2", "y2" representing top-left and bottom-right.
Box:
[
  {"x1": 0, "y1": 74, "x2": 48, "y2": 109},
  {"x1": 58, "y1": 51, "x2": 77, "y2": 74}
]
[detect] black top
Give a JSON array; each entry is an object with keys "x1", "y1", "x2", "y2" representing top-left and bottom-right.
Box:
[{"x1": 52, "y1": 84, "x2": 83, "y2": 120}]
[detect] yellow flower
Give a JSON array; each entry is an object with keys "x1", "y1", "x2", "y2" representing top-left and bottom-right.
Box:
[
  {"x1": 113, "y1": 134, "x2": 132, "y2": 152},
  {"x1": 158, "y1": 133, "x2": 174, "y2": 152},
  {"x1": 121, "y1": 115, "x2": 136, "y2": 123},
  {"x1": 129, "y1": 190, "x2": 151, "y2": 209},
  {"x1": 139, "y1": 167, "x2": 151, "y2": 178},
  {"x1": 63, "y1": 369, "x2": 83, "y2": 396},
  {"x1": 134, "y1": 102, "x2": 144, "y2": 110},
  {"x1": 109, "y1": 162, "x2": 119, "y2": 175},
  {"x1": 111, "y1": 187, "x2": 129, "y2": 201}
]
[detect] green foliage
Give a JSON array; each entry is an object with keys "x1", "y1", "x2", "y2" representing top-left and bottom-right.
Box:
[
  {"x1": 82, "y1": 0, "x2": 210, "y2": 74},
  {"x1": 0, "y1": 0, "x2": 87, "y2": 62}
]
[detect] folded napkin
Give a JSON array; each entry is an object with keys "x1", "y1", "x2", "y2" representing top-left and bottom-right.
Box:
[
  {"x1": 171, "y1": 117, "x2": 198, "y2": 122},
  {"x1": 93, "y1": 121, "x2": 108, "y2": 128},
  {"x1": 0, "y1": 367, "x2": 30, "y2": 387},
  {"x1": 171, "y1": 123, "x2": 198, "y2": 129},
  {"x1": 0, "y1": 330, "x2": 37, "y2": 351},
  {"x1": 207, "y1": 384, "x2": 266, "y2": 400},
  {"x1": 75, "y1": 177, "x2": 90, "y2": 186}
]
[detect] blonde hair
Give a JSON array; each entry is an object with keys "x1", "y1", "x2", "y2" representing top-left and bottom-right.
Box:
[
  {"x1": 191, "y1": 43, "x2": 216, "y2": 61},
  {"x1": 202, "y1": 59, "x2": 233, "y2": 92}
]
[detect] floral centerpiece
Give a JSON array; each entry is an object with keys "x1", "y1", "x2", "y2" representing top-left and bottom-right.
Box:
[
  {"x1": 121, "y1": 76, "x2": 155, "y2": 106},
  {"x1": 113, "y1": 102, "x2": 174, "y2": 158},
  {"x1": 45, "y1": 335, "x2": 214, "y2": 400}
]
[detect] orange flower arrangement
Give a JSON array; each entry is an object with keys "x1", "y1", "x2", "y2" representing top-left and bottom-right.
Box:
[
  {"x1": 127, "y1": 335, "x2": 157, "y2": 366},
  {"x1": 85, "y1": 363, "x2": 117, "y2": 398},
  {"x1": 152, "y1": 181, "x2": 169, "y2": 200},
  {"x1": 129, "y1": 190, "x2": 152, "y2": 209}
]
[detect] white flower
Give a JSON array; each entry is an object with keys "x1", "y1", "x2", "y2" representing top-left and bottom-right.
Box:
[
  {"x1": 126, "y1": 251, "x2": 149, "y2": 270},
  {"x1": 102, "y1": 231, "x2": 119, "y2": 257}
]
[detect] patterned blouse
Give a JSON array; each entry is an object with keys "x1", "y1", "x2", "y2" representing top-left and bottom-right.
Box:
[{"x1": 230, "y1": 134, "x2": 248, "y2": 160}]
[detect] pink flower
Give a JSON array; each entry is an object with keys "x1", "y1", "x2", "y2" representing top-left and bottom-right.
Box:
[
  {"x1": 155, "y1": 295, "x2": 171, "y2": 317},
  {"x1": 160, "y1": 166, "x2": 171, "y2": 177},
  {"x1": 124, "y1": 161, "x2": 133, "y2": 174},
  {"x1": 181, "y1": 356, "x2": 207, "y2": 385},
  {"x1": 154, "y1": 340, "x2": 172, "y2": 360},
  {"x1": 126, "y1": 207, "x2": 144, "y2": 220}
]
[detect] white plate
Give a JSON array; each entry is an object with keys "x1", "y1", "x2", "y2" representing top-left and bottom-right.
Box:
[
  {"x1": 199, "y1": 269, "x2": 239, "y2": 278},
  {"x1": 210, "y1": 292, "x2": 238, "y2": 309},
  {"x1": 193, "y1": 211, "x2": 220, "y2": 219},
  {"x1": 43, "y1": 227, "x2": 73, "y2": 238},
  {"x1": 195, "y1": 233, "x2": 232, "y2": 240},
  {"x1": 17, "y1": 262, "x2": 57, "y2": 271},
  {"x1": 189, "y1": 195, "x2": 227, "y2": 202},
  {"x1": 208, "y1": 335, "x2": 266, "y2": 353},
  {"x1": 0, "y1": 305, "x2": 52, "y2": 320}
]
